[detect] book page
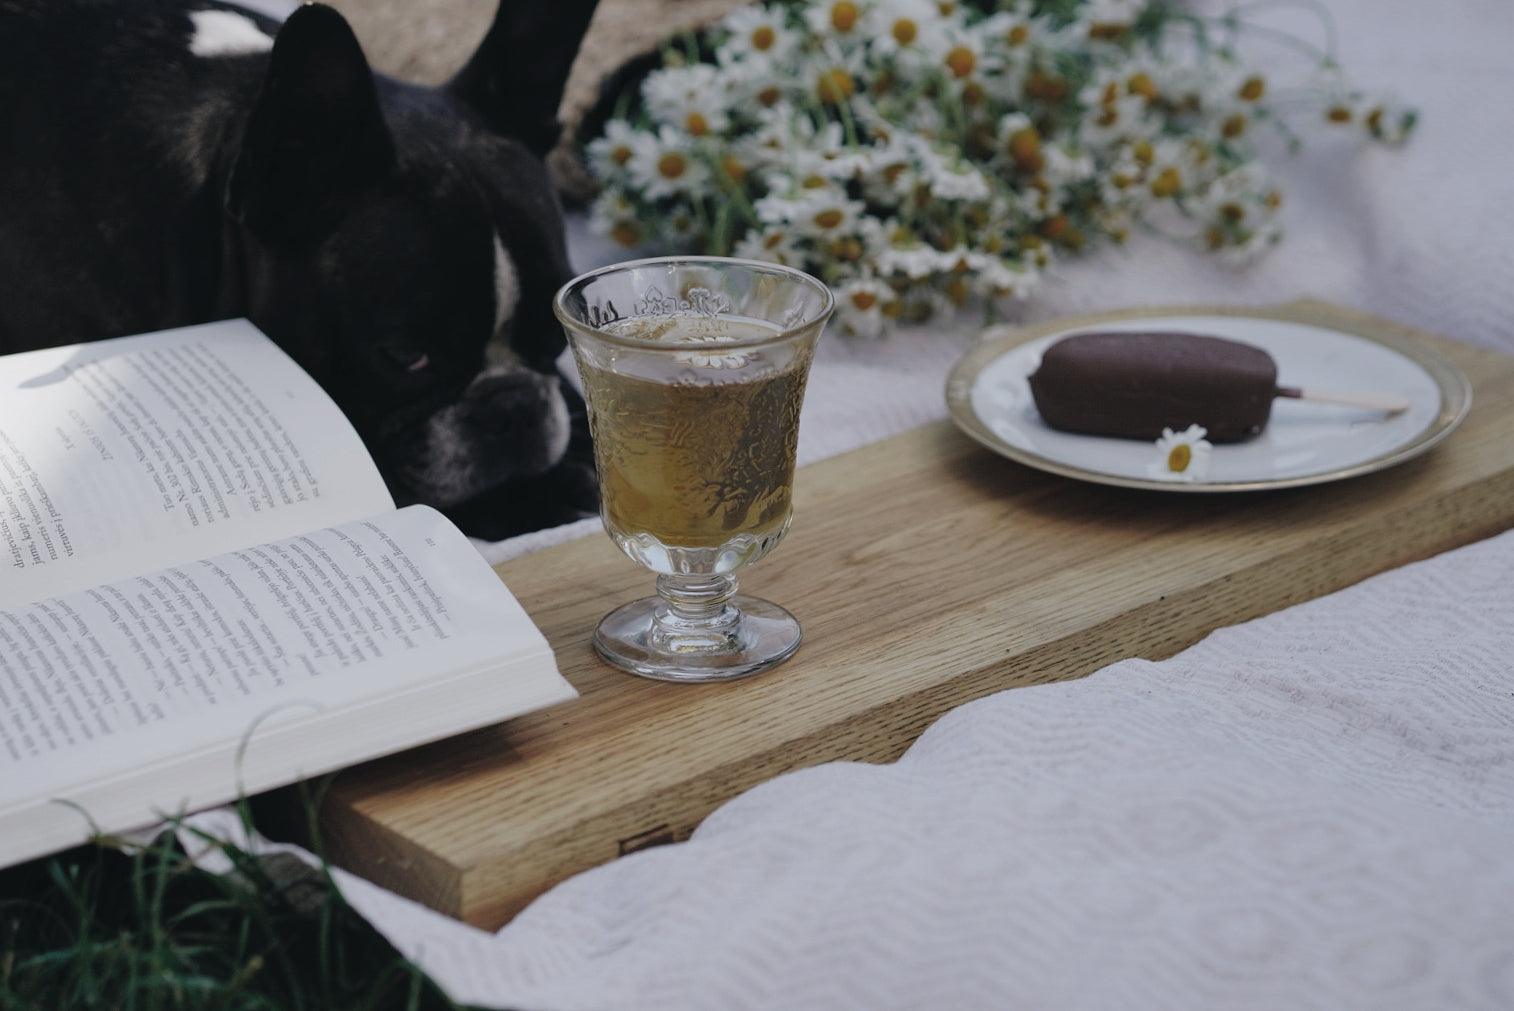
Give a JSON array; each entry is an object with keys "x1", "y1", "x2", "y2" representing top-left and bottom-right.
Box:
[
  {"x1": 0, "y1": 320, "x2": 394, "y2": 608},
  {"x1": 0, "y1": 506, "x2": 565, "y2": 812}
]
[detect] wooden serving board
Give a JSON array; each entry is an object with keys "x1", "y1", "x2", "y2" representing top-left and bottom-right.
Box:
[{"x1": 318, "y1": 301, "x2": 1514, "y2": 929}]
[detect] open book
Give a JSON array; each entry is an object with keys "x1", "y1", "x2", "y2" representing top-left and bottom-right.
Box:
[{"x1": 0, "y1": 320, "x2": 576, "y2": 869}]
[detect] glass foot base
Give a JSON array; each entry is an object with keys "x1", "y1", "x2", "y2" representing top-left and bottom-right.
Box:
[{"x1": 594, "y1": 595, "x2": 802, "y2": 683}]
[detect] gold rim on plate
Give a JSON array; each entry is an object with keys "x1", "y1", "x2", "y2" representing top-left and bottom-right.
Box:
[{"x1": 944, "y1": 301, "x2": 1473, "y2": 493}]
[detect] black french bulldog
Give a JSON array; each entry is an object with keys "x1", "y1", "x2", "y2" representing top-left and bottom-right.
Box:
[{"x1": 0, "y1": 0, "x2": 601, "y2": 540}]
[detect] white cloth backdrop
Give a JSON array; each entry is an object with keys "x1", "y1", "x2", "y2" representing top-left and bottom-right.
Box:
[{"x1": 203, "y1": 1, "x2": 1514, "y2": 1007}]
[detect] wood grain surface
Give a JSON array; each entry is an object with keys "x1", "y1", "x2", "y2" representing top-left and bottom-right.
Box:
[{"x1": 317, "y1": 301, "x2": 1514, "y2": 929}]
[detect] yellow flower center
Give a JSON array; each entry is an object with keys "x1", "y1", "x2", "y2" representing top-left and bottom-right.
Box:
[
  {"x1": 1237, "y1": 76, "x2": 1265, "y2": 102},
  {"x1": 1221, "y1": 114, "x2": 1247, "y2": 139},
  {"x1": 751, "y1": 25, "x2": 776, "y2": 50},
  {"x1": 1008, "y1": 24, "x2": 1029, "y2": 46},
  {"x1": 813, "y1": 208, "x2": 845, "y2": 229},
  {"x1": 1024, "y1": 69, "x2": 1067, "y2": 102},
  {"x1": 1127, "y1": 72, "x2": 1157, "y2": 100},
  {"x1": 610, "y1": 144, "x2": 634, "y2": 166},
  {"x1": 816, "y1": 67, "x2": 856, "y2": 104},
  {"x1": 1167, "y1": 444, "x2": 1192, "y2": 472},
  {"x1": 936, "y1": 0, "x2": 956, "y2": 14},
  {"x1": 757, "y1": 85, "x2": 782, "y2": 107},
  {"x1": 1150, "y1": 166, "x2": 1182, "y2": 198},
  {"x1": 1008, "y1": 127, "x2": 1043, "y2": 173},
  {"x1": 891, "y1": 18, "x2": 918, "y2": 45},
  {"x1": 830, "y1": 237, "x2": 863, "y2": 260},
  {"x1": 721, "y1": 154, "x2": 747, "y2": 182},
  {"x1": 610, "y1": 220, "x2": 642, "y2": 247},
  {"x1": 802, "y1": 174, "x2": 829, "y2": 189},
  {"x1": 1040, "y1": 214, "x2": 1070, "y2": 240},
  {"x1": 657, "y1": 152, "x2": 687, "y2": 180},
  {"x1": 830, "y1": 1, "x2": 859, "y2": 31},
  {"x1": 850, "y1": 291, "x2": 878, "y2": 311},
  {"x1": 1264, "y1": 190, "x2": 1282, "y2": 209},
  {"x1": 945, "y1": 45, "x2": 977, "y2": 79},
  {"x1": 1132, "y1": 139, "x2": 1154, "y2": 165},
  {"x1": 1220, "y1": 202, "x2": 1245, "y2": 222},
  {"x1": 945, "y1": 277, "x2": 970, "y2": 305},
  {"x1": 963, "y1": 81, "x2": 985, "y2": 106},
  {"x1": 1326, "y1": 104, "x2": 1353, "y2": 123},
  {"x1": 763, "y1": 231, "x2": 787, "y2": 249},
  {"x1": 685, "y1": 111, "x2": 709, "y2": 137}
]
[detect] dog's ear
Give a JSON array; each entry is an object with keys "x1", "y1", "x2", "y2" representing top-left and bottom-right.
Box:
[
  {"x1": 226, "y1": 4, "x2": 394, "y2": 244},
  {"x1": 448, "y1": 0, "x2": 601, "y2": 157}
]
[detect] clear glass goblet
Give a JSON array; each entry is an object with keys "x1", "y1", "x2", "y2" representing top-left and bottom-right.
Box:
[{"x1": 553, "y1": 256, "x2": 833, "y2": 683}]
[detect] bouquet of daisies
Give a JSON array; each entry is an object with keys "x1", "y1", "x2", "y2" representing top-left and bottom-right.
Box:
[{"x1": 584, "y1": 0, "x2": 1413, "y2": 336}]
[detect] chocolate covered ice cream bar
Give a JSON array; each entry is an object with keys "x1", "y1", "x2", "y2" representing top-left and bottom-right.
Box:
[
  {"x1": 1028, "y1": 331, "x2": 1278, "y2": 442},
  {"x1": 1026, "y1": 330, "x2": 1411, "y2": 443}
]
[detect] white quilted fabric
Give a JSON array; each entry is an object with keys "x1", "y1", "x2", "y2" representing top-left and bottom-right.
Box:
[{"x1": 206, "y1": 524, "x2": 1514, "y2": 1009}]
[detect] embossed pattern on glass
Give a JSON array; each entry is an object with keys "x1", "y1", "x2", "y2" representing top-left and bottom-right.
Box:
[{"x1": 554, "y1": 258, "x2": 832, "y2": 683}]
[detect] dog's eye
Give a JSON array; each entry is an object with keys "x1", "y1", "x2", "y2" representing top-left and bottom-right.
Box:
[{"x1": 383, "y1": 347, "x2": 431, "y2": 372}]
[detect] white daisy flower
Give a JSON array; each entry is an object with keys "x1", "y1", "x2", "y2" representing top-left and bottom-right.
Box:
[
  {"x1": 1080, "y1": 90, "x2": 1159, "y2": 150},
  {"x1": 1080, "y1": 0, "x2": 1143, "y2": 40},
  {"x1": 719, "y1": 5, "x2": 798, "y2": 62},
  {"x1": 861, "y1": 136, "x2": 922, "y2": 205},
  {"x1": 921, "y1": 150, "x2": 991, "y2": 201},
  {"x1": 1144, "y1": 138, "x2": 1195, "y2": 200},
  {"x1": 1041, "y1": 146, "x2": 1095, "y2": 188},
  {"x1": 1360, "y1": 95, "x2": 1417, "y2": 144},
  {"x1": 787, "y1": 122, "x2": 874, "y2": 183},
  {"x1": 922, "y1": 23, "x2": 997, "y2": 89},
  {"x1": 876, "y1": 242, "x2": 946, "y2": 280},
  {"x1": 835, "y1": 276, "x2": 897, "y2": 337},
  {"x1": 804, "y1": 0, "x2": 871, "y2": 46},
  {"x1": 628, "y1": 125, "x2": 710, "y2": 200},
  {"x1": 1217, "y1": 221, "x2": 1281, "y2": 266},
  {"x1": 588, "y1": 188, "x2": 646, "y2": 249},
  {"x1": 585, "y1": 120, "x2": 648, "y2": 181},
  {"x1": 721, "y1": 53, "x2": 792, "y2": 111},
  {"x1": 976, "y1": 256, "x2": 1037, "y2": 300},
  {"x1": 868, "y1": 0, "x2": 943, "y2": 61},
  {"x1": 1148, "y1": 425, "x2": 1213, "y2": 482},
  {"x1": 781, "y1": 190, "x2": 867, "y2": 240},
  {"x1": 733, "y1": 226, "x2": 803, "y2": 267},
  {"x1": 980, "y1": 3, "x2": 1042, "y2": 57},
  {"x1": 643, "y1": 64, "x2": 731, "y2": 138}
]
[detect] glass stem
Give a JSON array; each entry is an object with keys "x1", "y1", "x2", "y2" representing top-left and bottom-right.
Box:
[{"x1": 650, "y1": 573, "x2": 742, "y2": 653}]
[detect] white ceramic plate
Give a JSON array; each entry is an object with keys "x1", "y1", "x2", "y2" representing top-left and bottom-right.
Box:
[{"x1": 946, "y1": 306, "x2": 1472, "y2": 492}]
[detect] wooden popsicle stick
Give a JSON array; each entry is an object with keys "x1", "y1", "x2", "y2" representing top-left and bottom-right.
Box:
[{"x1": 1275, "y1": 385, "x2": 1411, "y2": 414}]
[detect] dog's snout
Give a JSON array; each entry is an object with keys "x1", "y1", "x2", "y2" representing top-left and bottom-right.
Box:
[{"x1": 391, "y1": 364, "x2": 573, "y2": 508}]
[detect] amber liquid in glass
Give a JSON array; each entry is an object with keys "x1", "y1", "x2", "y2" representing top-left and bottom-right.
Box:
[{"x1": 579, "y1": 317, "x2": 810, "y2": 549}]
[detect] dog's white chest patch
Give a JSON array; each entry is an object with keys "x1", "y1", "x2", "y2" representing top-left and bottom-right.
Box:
[
  {"x1": 493, "y1": 233, "x2": 521, "y2": 335},
  {"x1": 188, "y1": 9, "x2": 274, "y2": 57}
]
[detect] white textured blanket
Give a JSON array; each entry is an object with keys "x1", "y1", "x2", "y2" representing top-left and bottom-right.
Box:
[{"x1": 196, "y1": 525, "x2": 1514, "y2": 1009}]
